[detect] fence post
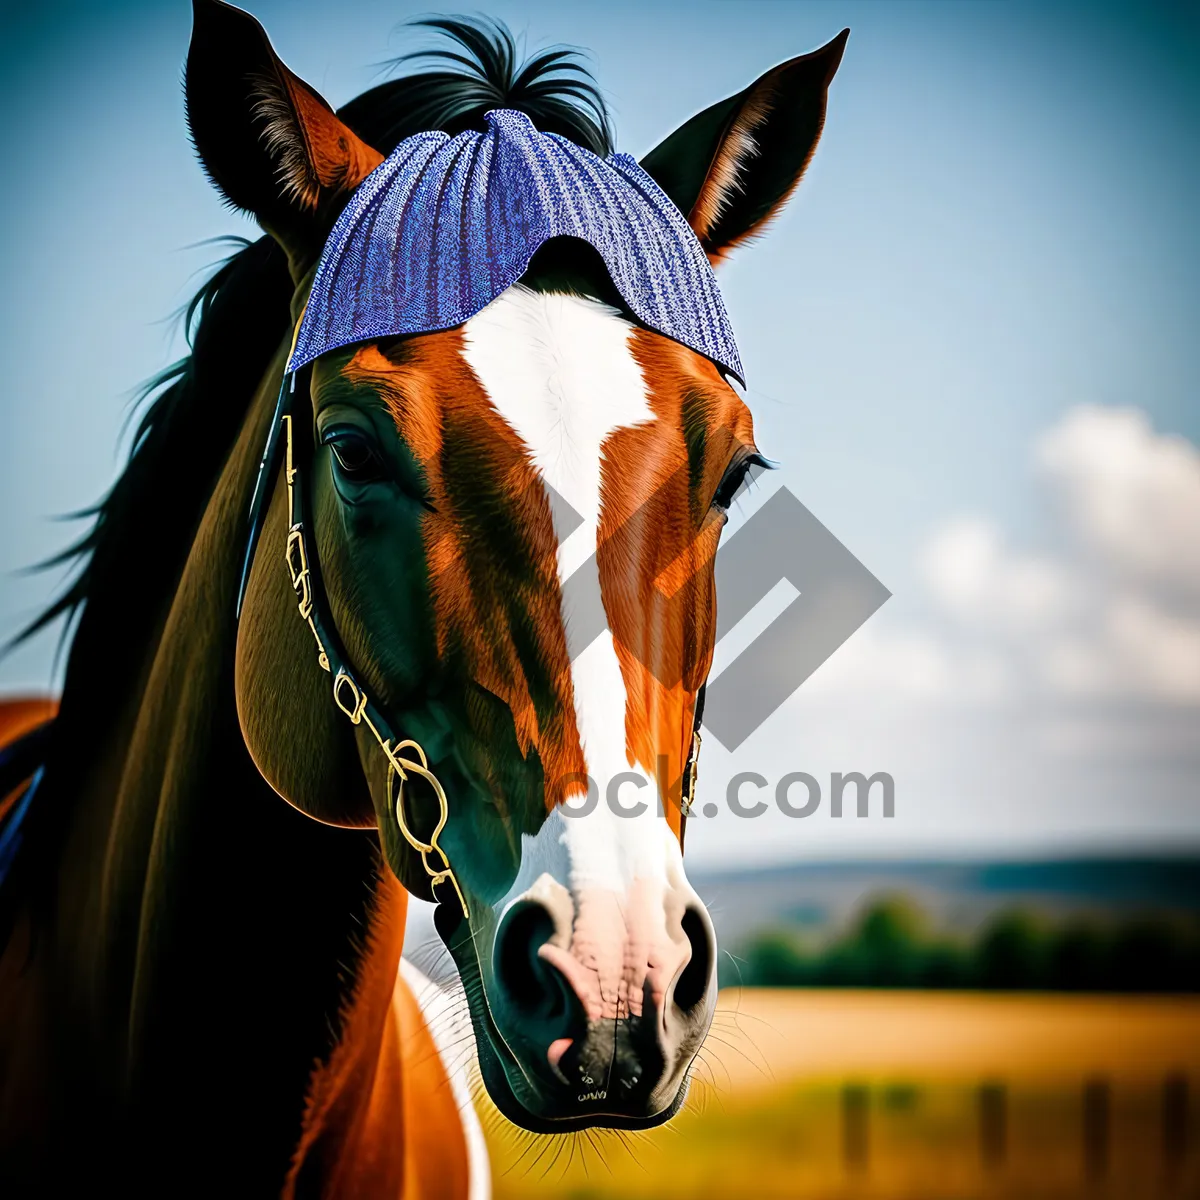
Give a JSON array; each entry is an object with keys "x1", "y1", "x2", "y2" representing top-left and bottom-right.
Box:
[
  {"x1": 1083, "y1": 1077, "x2": 1110, "y2": 1183},
  {"x1": 843, "y1": 1083, "x2": 869, "y2": 1173},
  {"x1": 1163, "y1": 1073, "x2": 1188, "y2": 1181},
  {"x1": 979, "y1": 1081, "x2": 1007, "y2": 1172}
]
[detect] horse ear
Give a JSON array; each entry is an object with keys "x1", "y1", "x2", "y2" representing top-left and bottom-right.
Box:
[
  {"x1": 640, "y1": 30, "x2": 848, "y2": 264},
  {"x1": 186, "y1": 0, "x2": 383, "y2": 268}
]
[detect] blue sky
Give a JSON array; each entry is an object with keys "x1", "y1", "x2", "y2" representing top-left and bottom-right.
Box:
[{"x1": 1, "y1": 1, "x2": 1197, "y2": 863}]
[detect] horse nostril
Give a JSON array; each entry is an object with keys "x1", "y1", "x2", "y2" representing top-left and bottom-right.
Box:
[
  {"x1": 672, "y1": 907, "x2": 712, "y2": 1013},
  {"x1": 495, "y1": 900, "x2": 574, "y2": 1021},
  {"x1": 496, "y1": 900, "x2": 553, "y2": 1012}
]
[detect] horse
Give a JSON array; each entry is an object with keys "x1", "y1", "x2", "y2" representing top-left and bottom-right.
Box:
[{"x1": 0, "y1": 2, "x2": 846, "y2": 1193}]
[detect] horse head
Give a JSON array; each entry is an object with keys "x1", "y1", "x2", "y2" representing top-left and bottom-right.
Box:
[{"x1": 187, "y1": 0, "x2": 845, "y2": 1134}]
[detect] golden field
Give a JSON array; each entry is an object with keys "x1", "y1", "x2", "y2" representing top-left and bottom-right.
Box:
[{"x1": 483, "y1": 990, "x2": 1200, "y2": 1200}]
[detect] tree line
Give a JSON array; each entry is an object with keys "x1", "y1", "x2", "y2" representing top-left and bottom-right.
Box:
[{"x1": 728, "y1": 896, "x2": 1200, "y2": 991}]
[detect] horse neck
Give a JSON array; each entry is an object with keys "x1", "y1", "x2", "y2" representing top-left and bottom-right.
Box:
[{"x1": 39, "y1": 347, "x2": 410, "y2": 1188}]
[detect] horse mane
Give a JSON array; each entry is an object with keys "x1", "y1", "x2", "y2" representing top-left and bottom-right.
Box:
[{"x1": 0, "y1": 16, "x2": 614, "y2": 942}]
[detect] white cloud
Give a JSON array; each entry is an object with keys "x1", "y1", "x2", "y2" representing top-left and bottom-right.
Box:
[
  {"x1": 1036, "y1": 404, "x2": 1200, "y2": 598},
  {"x1": 803, "y1": 621, "x2": 1011, "y2": 704},
  {"x1": 919, "y1": 515, "x2": 1077, "y2": 631},
  {"x1": 1101, "y1": 595, "x2": 1200, "y2": 702},
  {"x1": 1035, "y1": 594, "x2": 1200, "y2": 703},
  {"x1": 809, "y1": 405, "x2": 1200, "y2": 708}
]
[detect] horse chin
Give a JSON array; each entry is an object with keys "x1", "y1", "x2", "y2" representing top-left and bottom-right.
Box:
[{"x1": 486, "y1": 1078, "x2": 685, "y2": 1136}]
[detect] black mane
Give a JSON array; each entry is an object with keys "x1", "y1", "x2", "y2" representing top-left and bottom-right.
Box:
[{"x1": 345, "y1": 17, "x2": 612, "y2": 156}]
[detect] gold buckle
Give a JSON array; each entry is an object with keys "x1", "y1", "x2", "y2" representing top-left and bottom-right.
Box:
[
  {"x1": 681, "y1": 729, "x2": 702, "y2": 818},
  {"x1": 332, "y1": 670, "x2": 368, "y2": 724},
  {"x1": 285, "y1": 528, "x2": 313, "y2": 620},
  {"x1": 384, "y1": 740, "x2": 470, "y2": 923}
]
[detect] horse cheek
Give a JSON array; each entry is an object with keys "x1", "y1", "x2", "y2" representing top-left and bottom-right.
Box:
[{"x1": 234, "y1": 480, "x2": 375, "y2": 829}]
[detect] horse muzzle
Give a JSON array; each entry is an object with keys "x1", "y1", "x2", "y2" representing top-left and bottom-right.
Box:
[{"x1": 482, "y1": 870, "x2": 718, "y2": 1130}]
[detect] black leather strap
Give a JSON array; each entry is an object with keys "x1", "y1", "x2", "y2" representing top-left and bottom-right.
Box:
[
  {"x1": 237, "y1": 368, "x2": 457, "y2": 909},
  {"x1": 236, "y1": 375, "x2": 291, "y2": 620}
]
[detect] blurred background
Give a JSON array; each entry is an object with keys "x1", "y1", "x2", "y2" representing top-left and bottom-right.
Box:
[{"x1": 2, "y1": 1, "x2": 1197, "y2": 1196}]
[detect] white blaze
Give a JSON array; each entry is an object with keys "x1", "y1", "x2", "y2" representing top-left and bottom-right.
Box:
[{"x1": 460, "y1": 286, "x2": 687, "y2": 903}]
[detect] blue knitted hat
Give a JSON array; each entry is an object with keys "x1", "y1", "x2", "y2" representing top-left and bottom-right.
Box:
[{"x1": 289, "y1": 109, "x2": 744, "y2": 384}]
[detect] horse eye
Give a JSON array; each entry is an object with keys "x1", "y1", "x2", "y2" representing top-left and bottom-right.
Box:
[
  {"x1": 712, "y1": 452, "x2": 768, "y2": 513},
  {"x1": 327, "y1": 430, "x2": 386, "y2": 483}
]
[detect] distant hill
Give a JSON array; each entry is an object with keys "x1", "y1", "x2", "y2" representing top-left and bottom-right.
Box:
[{"x1": 689, "y1": 857, "x2": 1200, "y2": 950}]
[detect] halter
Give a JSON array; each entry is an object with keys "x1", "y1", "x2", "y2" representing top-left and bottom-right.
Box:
[
  {"x1": 237, "y1": 329, "x2": 706, "y2": 918},
  {"x1": 238, "y1": 328, "x2": 470, "y2": 922}
]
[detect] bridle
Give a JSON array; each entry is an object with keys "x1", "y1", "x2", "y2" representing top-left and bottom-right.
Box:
[
  {"x1": 237, "y1": 329, "x2": 470, "y2": 923},
  {"x1": 236, "y1": 318, "x2": 707, "y2": 922}
]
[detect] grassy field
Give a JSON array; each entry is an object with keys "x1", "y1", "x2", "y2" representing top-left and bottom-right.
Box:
[{"x1": 483, "y1": 990, "x2": 1200, "y2": 1200}]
